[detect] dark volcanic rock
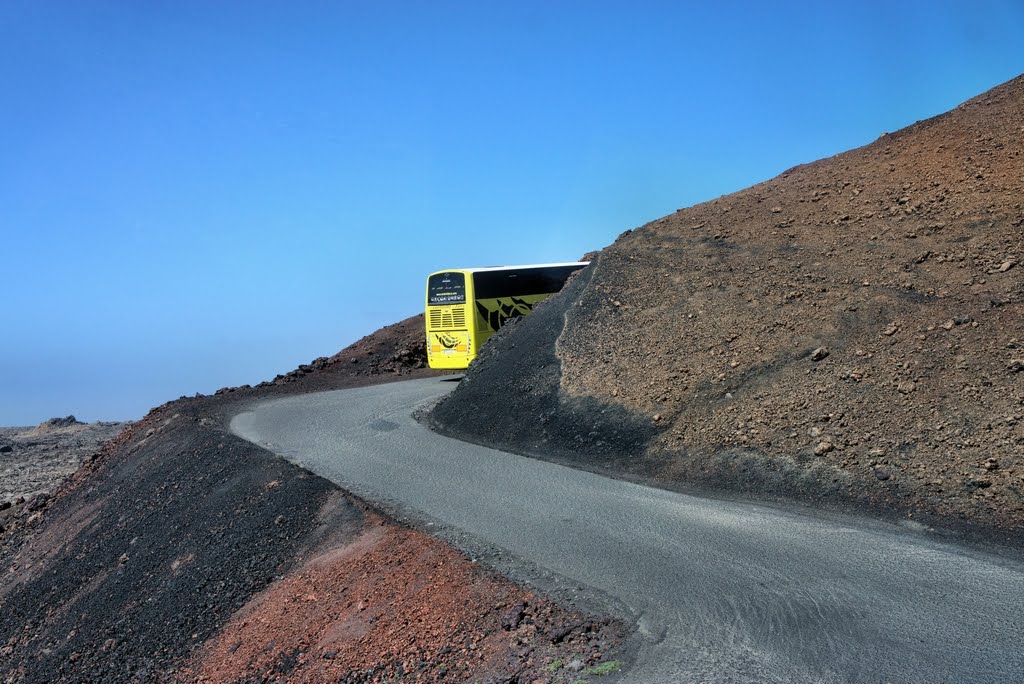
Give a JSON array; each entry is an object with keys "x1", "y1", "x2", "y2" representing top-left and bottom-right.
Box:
[
  {"x1": 43, "y1": 413, "x2": 79, "y2": 423},
  {"x1": 0, "y1": 317, "x2": 443, "y2": 683},
  {"x1": 500, "y1": 601, "x2": 527, "y2": 630},
  {"x1": 429, "y1": 266, "x2": 660, "y2": 476},
  {"x1": 0, "y1": 405, "x2": 364, "y2": 684}
]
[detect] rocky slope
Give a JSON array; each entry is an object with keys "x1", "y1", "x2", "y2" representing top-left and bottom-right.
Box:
[
  {"x1": 0, "y1": 314, "x2": 626, "y2": 683},
  {"x1": 431, "y1": 75, "x2": 1024, "y2": 542}
]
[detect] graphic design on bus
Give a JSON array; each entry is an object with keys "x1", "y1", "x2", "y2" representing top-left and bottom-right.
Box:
[
  {"x1": 437, "y1": 333, "x2": 461, "y2": 349},
  {"x1": 475, "y1": 297, "x2": 536, "y2": 333}
]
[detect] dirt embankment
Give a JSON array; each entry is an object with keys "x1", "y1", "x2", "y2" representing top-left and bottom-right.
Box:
[
  {"x1": 0, "y1": 315, "x2": 626, "y2": 683},
  {"x1": 431, "y1": 75, "x2": 1024, "y2": 543}
]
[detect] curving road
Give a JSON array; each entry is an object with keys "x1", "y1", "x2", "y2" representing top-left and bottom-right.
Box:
[{"x1": 231, "y1": 377, "x2": 1024, "y2": 683}]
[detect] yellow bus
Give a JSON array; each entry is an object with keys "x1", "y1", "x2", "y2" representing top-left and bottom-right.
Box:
[{"x1": 425, "y1": 262, "x2": 589, "y2": 369}]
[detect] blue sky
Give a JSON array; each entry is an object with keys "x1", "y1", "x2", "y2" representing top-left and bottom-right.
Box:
[{"x1": 2, "y1": 2, "x2": 1022, "y2": 424}]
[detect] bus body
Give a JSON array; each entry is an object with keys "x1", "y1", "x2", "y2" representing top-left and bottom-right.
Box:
[{"x1": 425, "y1": 262, "x2": 589, "y2": 370}]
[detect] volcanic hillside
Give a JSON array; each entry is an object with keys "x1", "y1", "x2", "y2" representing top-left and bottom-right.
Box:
[
  {"x1": 1, "y1": 315, "x2": 626, "y2": 683},
  {"x1": 431, "y1": 74, "x2": 1024, "y2": 539}
]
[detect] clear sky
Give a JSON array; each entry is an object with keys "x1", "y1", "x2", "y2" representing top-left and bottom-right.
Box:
[{"x1": 2, "y1": 2, "x2": 1022, "y2": 425}]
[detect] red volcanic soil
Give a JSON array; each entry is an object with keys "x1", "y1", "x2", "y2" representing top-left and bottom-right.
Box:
[{"x1": 184, "y1": 511, "x2": 622, "y2": 684}]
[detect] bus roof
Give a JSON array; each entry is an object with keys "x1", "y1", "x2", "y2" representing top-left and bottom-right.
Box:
[{"x1": 429, "y1": 262, "x2": 589, "y2": 276}]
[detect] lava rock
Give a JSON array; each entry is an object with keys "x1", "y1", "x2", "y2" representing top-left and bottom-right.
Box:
[
  {"x1": 27, "y1": 493, "x2": 49, "y2": 512},
  {"x1": 41, "y1": 416, "x2": 81, "y2": 429},
  {"x1": 500, "y1": 602, "x2": 526, "y2": 631}
]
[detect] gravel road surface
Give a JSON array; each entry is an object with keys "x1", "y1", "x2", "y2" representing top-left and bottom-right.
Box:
[{"x1": 231, "y1": 377, "x2": 1024, "y2": 684}]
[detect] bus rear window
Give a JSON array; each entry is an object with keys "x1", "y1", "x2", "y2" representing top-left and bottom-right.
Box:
[
  {"x1": 472, "y1": 265, "x2": 584, "y2": 299},
  {"x1": 428, "y1": 272, "x2": 466, "y2": 306}
]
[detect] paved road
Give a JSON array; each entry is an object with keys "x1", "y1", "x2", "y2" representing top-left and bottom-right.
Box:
[{"x1": 232, "y1": 377, "x2": 1024, "y2": 683}]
